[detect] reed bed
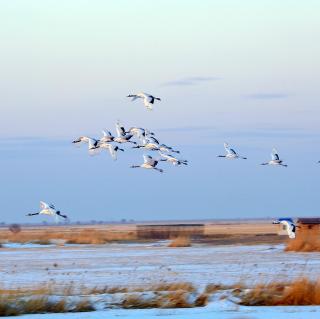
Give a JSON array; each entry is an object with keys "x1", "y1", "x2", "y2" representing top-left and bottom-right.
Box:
[
  {"x1": 168, "y1": 236, "x2": 191, "y2": 247},
  {"x1": 1, "y1": 277, "x2": 320, "y2": 316},
  {"x1": 286, "y1": 227, "x2": 320, "y2": 252},
  {"x1": 239, "y1": 277, "x2": 320, "y2": 306},
  {"x1": 0, "y1": 227, "x2": 137, "y2": 245}
]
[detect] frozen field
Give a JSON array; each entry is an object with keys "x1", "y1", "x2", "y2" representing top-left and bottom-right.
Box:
[
  {"x1": 1, "y1": 242, "x2": 320, "y2": 318},
  {"x1": 17, "y1": 305, "x2": 320, "y2": 319},
  {"x1": 1, "y1": 242, "x2": 320, "y2": 289}
]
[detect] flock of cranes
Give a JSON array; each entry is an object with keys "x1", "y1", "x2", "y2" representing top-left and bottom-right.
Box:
[
  {"x1": 72, "y1": 120, "x2": 188, "y2": 172},
  {"x1": 25, "y1": 91, "x2": 316, "y2": 234},
  {"x1": 26, "y1": 91, "x2": 180, "y2": 221}
]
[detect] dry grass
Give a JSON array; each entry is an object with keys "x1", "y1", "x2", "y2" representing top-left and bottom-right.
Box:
[
  {"x1": 121, "y1": 294, "x2": 161, "y2": 309},
  {"x1": 0, "y1": 227, "x2": 137, "y2": 245},
  {"x1": 151, "y1": 282, "x2": 195, "y2": 292},
  {"x1": 240, "y1": 277, "x2": 320, "y2": 306},
  {"x1": 160, "y1": 291, "x2": 193, "y2": 308},
  {"x1": 0, "y1": 282, "x2": 202, "y2": 314},
  {"x1": 0, "y1": 297, "x2": 93, "y2": 316},
  {"x1": 205, "y1": 284, "x2": 226, "y2": 294},
  {"x1": 88, "y1": 286, "x2": 129, "y2": 295},
  {"x1": 194, "y1": 293, "x2": 209, "y2": 307},
  {"x1": 286, "y1": 227, "x2": 320, "y2": 252},
  {"x1": 7, "y1": 278, "x2": 320, "y2": 313},
  {"x1": 168, "y1": 236, "x2": 191, "y2": 247},
  {"x1": 88, "y1": 282, "x2": 195, "y2": 295},
  {"x1": 0, "y1": 286, "x2": 53, "y2": 297},
  {"x1": 71, "y1": 299, "x2": 95, "y2": 312},
  {"x1": 120, "y1": 282, "x2": 199, "y2": 309},
  {"x1": 122, "y1": 291, "x2": 193, "y2": 309}
]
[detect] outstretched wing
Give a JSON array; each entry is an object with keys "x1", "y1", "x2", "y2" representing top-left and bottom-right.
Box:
[
  {"x1": 147, "y1": 136, "x2": 160, "y2": 145},
  {"x1": 56, "y1": 211, "x2": 68, "y2": 219},
  {"x1": 102, "y1": 130, "x2": 112, "y2": 137},
  {"x1": 129, "y1": 95, "x2": 139, "y2": 101},
  {"x1": 88, "y1": 138, "x2": 98, "y2": 150},
  {"x1": 143, "y1": 154, "x2": 154, "y2": 165},
  {"x1": 224, "y1": 143, "x2": 237, "y2": 155},
  {"x1": 159, "y1": 152, "x2": 170, "y2": 160},
  {"x1": 147, "y1": 95, "x2": 155, "y2": 104},
  {"x1": 116, "y1": 122, "x2": 126, "y2": 137},
  {"x1": 108, "y1": 144, "x2": 117, "y2": 160}
]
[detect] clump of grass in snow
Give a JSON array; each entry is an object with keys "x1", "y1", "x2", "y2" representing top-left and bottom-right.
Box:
[
  {"x1": 151, "y1": 282, "x2": 195, "y2": 292},
  {"x1": 21, "y1": 298, "x2": 66, "y2": 314},
  {"x1": 122, "y1": 294, "x2": 161, "y2": 309},
  {"x1": 72, "y1": 299, "x2": 95, "y2": 312},
  {"x1": 239, "y1": 277, "x2": 320, "y2": 306},
  {"x1": 286, "y1": 227, "x2": 320, "y2": 252},
  {"x1": 194, "y1": 293, "x2": 209, "y2": 307},
  {"x1": 205, "y1": 284, "x2": 225, "y2": 294},
  {"x1": 0, "y1": 296, "x2": 94, "y2": 316},
  {"x1": 160, "y1": 291, "x2": 193, "y2": 308},
  {"x1": 88, "y1": 282, "x2": 195, "y2": 295},
  {"x1": 168, "y1": 236, "x2": 191, "y2": 247},
  {"x1": 122, "y1": 291, "x2": 194, "y2": 309},
  {"x1": 88, "y1": 286, "x2": 128, "y2": 295}
]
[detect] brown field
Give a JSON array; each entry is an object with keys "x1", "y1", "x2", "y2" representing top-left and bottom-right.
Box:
[{"x1": 0, "y1": 221, "x2": 285, "y2": 246}]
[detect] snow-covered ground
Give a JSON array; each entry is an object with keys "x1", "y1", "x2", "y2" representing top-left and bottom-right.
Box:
[
  {"x1": 17, "y1": 304, "x2": 320, "y2": 319},
  {"x1": 1, "y1": 242, "x2": 320, "y2": 318},
  {"x1": 1, "y1": 242, "x2": 320, "y2": 290}
]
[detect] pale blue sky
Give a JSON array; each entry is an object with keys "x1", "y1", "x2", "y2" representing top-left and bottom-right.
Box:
[{"x1": 0, "y1": 1, "x2": 319, "y2": 222}]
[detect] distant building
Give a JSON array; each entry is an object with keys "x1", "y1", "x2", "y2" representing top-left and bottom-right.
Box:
[{"x1": 297, "y1": 218, "x2": 320, "y2": 231}]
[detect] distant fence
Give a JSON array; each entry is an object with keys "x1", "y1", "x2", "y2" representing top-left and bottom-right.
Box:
[{"x1": 136, "y1": 224, "x2": 205, "y2": 239}]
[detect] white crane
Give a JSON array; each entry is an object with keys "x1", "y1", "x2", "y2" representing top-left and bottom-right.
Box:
[
  {"x1": 72, "y1": 136, "x2": 100, "y2": 152},
  {"x1": 217, "y1": 143, "x2": 247, "y2": 160},
  {"x1": 132, "y1": 138, "x2": 161, "y2": 151},
  {"x1": 273, "y1": 218, "x2": 298, "y2": 239},
  {"x1": 131, "y1": 155, "x2": 164, "y2": 173},
  {"x1": 126, "y1": 127, "x2": 155, "y2": 141},
  {"x1": 100, "y1": 130, "x2": 114, "y2": 143},
  {"x1": 26, "y1": 201, "x2": 68, "y2": 221},
  {"x1": 159, "y1": 152, "x2": 188, "y2": 166},
  {"x1": 127, "y1": 92, "x2": 161, "y2": 110},
  {"x1": 114, "y1": 121, "x2": 136, "y2": 144},
  {"x1": 261, "y1": 148, "x2": 287, "y2": 167},
  {"x1": 97, "y1": 142, "x2": 124, "y2": 160},
  {"x1": 159, "y1": 144, "x2": 180, "y2": 154}
]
